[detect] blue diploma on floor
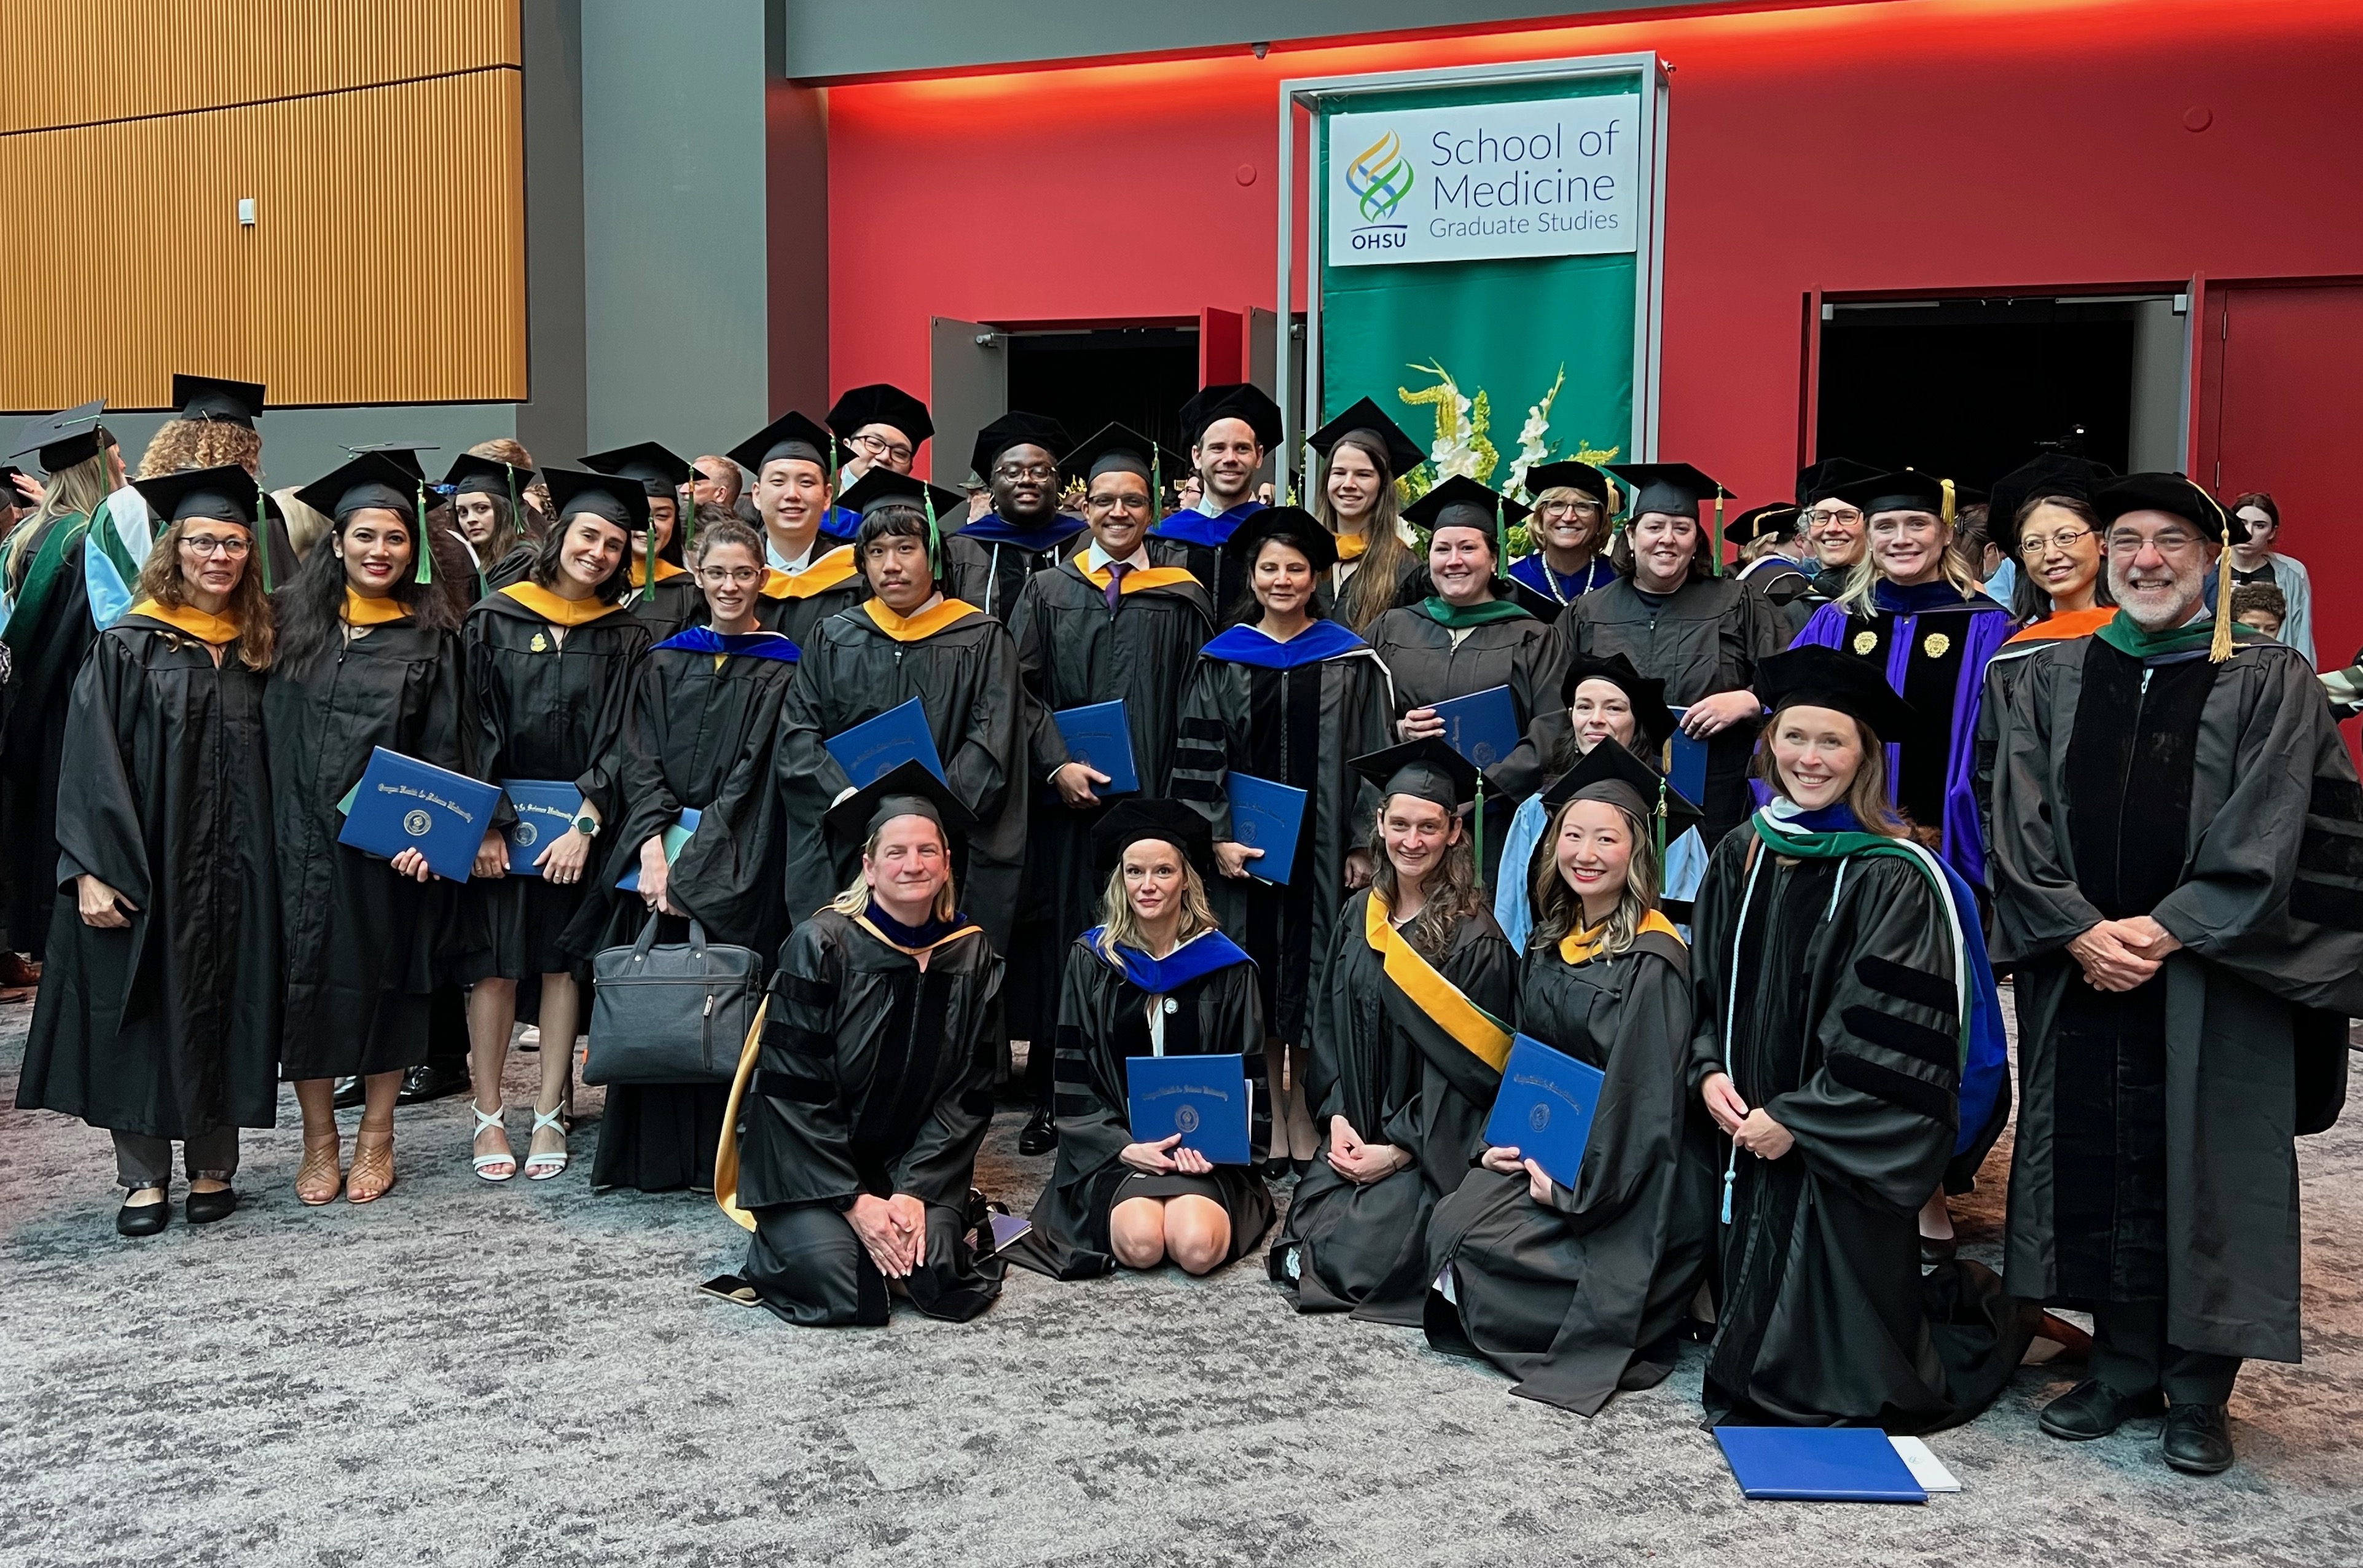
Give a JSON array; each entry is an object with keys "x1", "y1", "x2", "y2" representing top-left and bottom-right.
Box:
[
  {"x1": 616, "y1": 806, "x2": 702, "y2": 893},
  {"x1": 1483, "y1": 1033, "x2": 1605, "y2": 1191},
  {"x1": 1226, "y1": 773, "x2": 1306, "y2": 885},
  {"x1": 1430, "y1": 684, "x2": 1521, "y2": 770},
  {"x1": 825, "y1": 696, "x2": 946, "y2": 788},
  {"x1": 1124, "y1": 1053, "x2": 1251, "y2": 1165},
  {"x1": 1665, "y1": 708, "x2": 1709, "y2": 803},
  {"x1": 500, "y1": 779, "x2": 582, "y2": 879},
  {"x1": 337, "y1": 747, "x2": 503, "y2": 883},
  {"x1": 1051, "y1": 700, "x2": 1139, "y2": 796},
  {"x1": 1713, "y1": 1426, "x2": 1929, "y2": 1503}
]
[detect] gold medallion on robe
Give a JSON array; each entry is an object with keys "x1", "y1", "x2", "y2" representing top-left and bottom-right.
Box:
[
  {"x1": 1922, "y1": 631, "x2": 1951, "y2": 659},
  {"x1": 1852, "y1": 629, "x2": 1879, "y2": 656},
  {"x1": 530, "y1": 632, "x2": 549, "y2": 653}
]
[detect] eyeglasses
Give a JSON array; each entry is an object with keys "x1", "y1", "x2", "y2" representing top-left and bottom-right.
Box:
[
  {"x1": 1538, "y1": 500, "x2": 1601, "y2": 519},
  {"x1": 697, "y1": 566, "x2": 762, "y2": 586},
  {"x1": 2018, "y1": 526, "x2": 2096, "y2": 558},
  {"x1": 849, "y1": 433, "x2": 915, "y2": 465},
  {"x1": 1088, "y1": 493, "x2": 1151, "y2": 512},
  {"x1": 180, "y1": 534, "x2": 251, "y2": 557},
  {"x1": 2106, "y1": 528, "x2": 2203, "y2": 555},
  {"x1": 993, "y1": 461, "x2": 1057, "y2": 482},
  {"x1": 1806, "y1": 506, "x2": 1863, "y2": 527}
]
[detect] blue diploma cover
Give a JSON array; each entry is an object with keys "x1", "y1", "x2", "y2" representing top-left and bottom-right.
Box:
[
  {"x1": 824, "y1": 696, "x2": 947, "y2": 788},
  {"x1": 500, "y1": 779, "x2": 582, "y2": 879},
  {"x1": 616, "y1": 806, "x2": 702, "y2": 893},
  {"x1": 1226, "y1": 773, "x2": 1306, "y2": 886},
  {"x1": 1713, "y1": 1426, "x2": 1928, "y2": 1503},
  {"x1": 1483, "y1": 1033, "x2": 1605, "y2": 1191},
  {"x1": 1124, "y1": 1053, "x2": 1251, "y2": 1165},
  {"x1": 1051, "y1": 700, "x2": 1139, "y2": 796},
  {"x1": 337, "y1": 748, "x2": 502, "y2": 883},
  {"x1": 1430, "y1": 684, "x2": 1521, "y2": 770},
  {"x1": 1664, "y1": 708, "x2": 1709, "y2": 803}
]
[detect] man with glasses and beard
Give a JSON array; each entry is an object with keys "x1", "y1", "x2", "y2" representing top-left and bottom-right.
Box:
[{"x1": 1989, "y1": 473, "x2": 2363, "y2": 1477}]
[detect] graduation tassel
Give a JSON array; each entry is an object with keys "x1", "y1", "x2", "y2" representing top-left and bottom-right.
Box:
[
  {"x1": 922, "y1": 484, "x2": 940, "y2": 578},
  {"x1": 2201, "y1": 484, "x2": 2235, "y2": 664},
  {"x1": 1709, "y1": 492, "x2": 1724, "y2": 577},
  {"x1": 413, "y1": 482, "x2": 433, "y2": 585},
  {"x1": 256, "y1": 485, "x2": 274, "y2": 594},
  {"x1": 1721, "y1": 1142, "x2": 1737, "y2": 1225},
  {"x1": 1654, "y1": 777, "x2": 1668, "y2": 864},
  {"x1": 680, "y1": 480, "x2": 696, "y2": 554},
  {"x1": 643, "y1": 503, "x2": 657, "y2": 594},
  {"x1": 1494, "y1": 494, "x2": 1509, "y2": 583},
  {"x1": 1472, "y1": 777, "x2": 1486, "y2": 892}
]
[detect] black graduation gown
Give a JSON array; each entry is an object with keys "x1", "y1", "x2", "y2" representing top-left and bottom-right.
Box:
[
  {"x1": 263, "y1": 617, "x2": 468, "y2": 1080},
  {"x1": 1424, "y1": 927, "x2": 1715, "y2": 1415},
  {"x1": 1006, "y1": 559, "x2": 1214, "y2": 1038},
  {"x1": 460, "y1": 591, "x2": 651, "y2": 980},
  {"x1": 1272, "y1": 891, "x2": 1516, "y2": 1323},
  {"x1": 735, "y1": 909, "x2": 1005, "y2": 1326},
  {"x1": 1010, "y1": 938, "x2": 1274, "y2": 1278},
  {"x1": 566, "y1": 639, "x2": 797, "y2": 1192},
  {"x1": 1366, "y1": 603, "x2": 1564, "y2": 886},
  {"x1": 1550, "y1": 576, "x2": 1784, "y2": 844},
  {"x1": 1991, "y1": 633, "x2": 2363, "y2": 1364},
  {"x1": 1148, "y1": 501, "x2": 1264, "y2": 624},
  {"x1": 775, "y1": 602, "x2": 1029, "y2": 946},
  {"x1": 485, "y1": 544, "x2": 538, "y2": 592},
  {"x1": 17, "y1": 617, "x2": 281, "y2": 1139},
  {"x1": 1170, "y1": 632, "x2": 1395, "y2": 1044},
  {"x1": 1688, "y1": 824, "x2": 2034, "y2": 1432},
  {"x1": 1, "y1": 511, "x2": 100, "y2": 960},
  {"x1": 751, "y1": 547, "x2": 868, "y2": 646},
  {"x1": 1738, "y1": 556, "x2": 1817, "y2": 642},
  {"x1": 941, "y1": 514, "x2": 1085, "y2": 622},
  {"x1": 626, "y1": 566, "x2": 703, "y2": 643}
]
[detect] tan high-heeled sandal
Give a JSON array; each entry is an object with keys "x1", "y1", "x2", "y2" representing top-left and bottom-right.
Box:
[
  {"x1": 296, "y1": 1132, "x2": 343, "y2": 1206},
  {"x1": 346, "y1": 1127, "x2": 396, "y2": 1204}
]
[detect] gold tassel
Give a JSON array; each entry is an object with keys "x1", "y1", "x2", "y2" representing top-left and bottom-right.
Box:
[
  {"x1": 1940, "y1": 477, "x2": 1956, "y2": 530},
  {"x1": 2210, "y1": 535, "x2": 2235, "y2": 663}
]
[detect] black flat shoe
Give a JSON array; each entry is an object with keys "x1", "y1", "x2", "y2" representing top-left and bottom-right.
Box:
[
  {"x1": 116, "y1": 1191, "x2": 171, "y2": 1237},
  {"x1": 1918, "y1": 1234, "x2": 1958, "y2": 1265},
  {"x1": 2162, "y1": 1401, "x2": 2235, "y2": 1474},
  {"x1": 1290, "y1": 1157, "x2": 1312, "y2": 1180},
  {"x1": 185, "y1": 1186, "x2": 238, "y2": 1225},
  {"x1": 1261, "y1": 1157, "x2": 1291, "y2": 1180},
  {"x1": 331, "y1": 1075, "x2": 365, "y2": 1110},
  {"x1": 396, "y1": 1062, "x2": 471, "y2": 1105},
  {"x1": 2038, "y1": 1378, "x2": 2165, "y2": 1440},
  {"x1": 1016, "y1": 1108, "x2": 1057, "y2": 1156}
]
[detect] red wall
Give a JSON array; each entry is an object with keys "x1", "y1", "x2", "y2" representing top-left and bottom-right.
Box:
[{"x1": 825, "y1": 0, "x2": 2363, "y2": 513}]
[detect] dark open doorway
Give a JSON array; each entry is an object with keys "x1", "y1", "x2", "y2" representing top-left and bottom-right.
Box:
[
  {"x1": 1816, "y1": 294, "x2": 2185, "y2": 492},
  {"x1": 1006, "y1": 326, "x2": 1201, "y2": 467}
]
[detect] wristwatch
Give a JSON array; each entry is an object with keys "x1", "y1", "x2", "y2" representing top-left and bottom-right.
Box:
[{"x1": 571, "y1": 813, "x2": 600, "y2": 839}]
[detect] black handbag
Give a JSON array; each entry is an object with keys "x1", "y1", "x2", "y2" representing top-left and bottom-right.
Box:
[{"x1": 584, "y1": 914, "x2": 762, "y2": 1085}]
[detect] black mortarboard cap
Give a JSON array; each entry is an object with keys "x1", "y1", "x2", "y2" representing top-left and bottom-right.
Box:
[
  {"x1": 444, "y1": 452, "x2": 533, "y2": 500},
  {"x1": 727, "y1": 410, "x2": 842, "y2": 478},
  {"x1": 343, "y1": 442, "x2": 433, "y2": 481},
  {"x1": 1725, "y1": 501, "x2": 1803, "y2": 546},
  {"x1": 12, "y1": 401, "x2": 110, "y2": 471},
  {"x1": 1060, "y1": 422, "x2": 1184, "y2": 489},
  {"x1": 1225, "y1": 505, "x2": 1337, "y2": 573},
  {"x1": 294, "y1": 452, "x2": 420, "y2": 521},
  {"x1": 971, "y1": 411, "x2": 1070, "y2": 480},
  {"x1": 1539, "y1": 736, "x2": 1702, "y2": 841},
  {"x1": 1829, "y1": 469, "x2": 1983, "y2": 520},
  {"x1": 1604, "y1": 462, "x2": 1730, "y2": 520},
  {"x1": 2091, "y1": 472, "x2": 2229, "y2": 541},
  {"x1": 1522, "y1": 460, "x2": 1613, "y2": 508},
  {"x1": 1795, "y1": 455, "x2": 1883, "y2": 508},
  {"x1": 1403, "y1": 474, "x2": 1530, "y2": 533},
  {"x1": 543, "y1": 467, "x2": 649, "y2": 530},
  {"x1": 823, "y1": 759, "x2": 975, "y2": 846},
  {"x1": 1350, "y1": 737, "x2": 1483, "y2": 813},
  {"x1": 1557, "y1": 651, "x2": 1674, "y2": 747},
  {"x1": 1180, "y1": 383, "x2": 1282, "y2": 450},
  {"x1": 133, "y1": 463, "x2": 263, "y2": 529},
  {"x1": 582, "y1": 442, "x2": 694, "y2": 496},
  {"x1": 837, "y1": 466, "x2": 965, "y2": 522},
  {"x1": 1754, "y1": 645, "x2": 1918, "y2": 739},
  {"x1": 1091, "y1": 798, "x2": 1217, "y2": 881},
  {"x1": 1307, "y1": 397, "x2": 1424, "y2": 478},
  {"x1": 171, "y1": 372, "x2": 266, "y2": 428},
  {"x1": 1988, "y1": 452, "x2": 2114, "y2": 555},
  {"x1": 826, "y1": 383, "x2": 934, "y2": 445}
]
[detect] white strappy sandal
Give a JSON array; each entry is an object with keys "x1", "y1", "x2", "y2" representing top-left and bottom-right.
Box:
[
  {"x1": 471, "y1": 1103, "x2": 515, "y2": 1183},
  {"x1": 523, "y1": 1103, "x2": 569, "y2": 1182}
]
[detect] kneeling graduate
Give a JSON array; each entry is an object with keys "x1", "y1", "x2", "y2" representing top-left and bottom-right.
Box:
[
  {"x1": 1008, "y1": 800, "x2": 1274, "y2": 1279},
  {"x1": 1425, "y1": 741, "x2": 1714, "y2": 1414},
  {"x1": 715, "y1": 763, "x2": 1005, "y2": 1327},
  {"x1": 1271, "y1": 739, "x2": 1516, "y2": 1320}
]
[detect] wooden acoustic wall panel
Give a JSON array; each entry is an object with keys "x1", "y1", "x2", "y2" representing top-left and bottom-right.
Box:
[
  {"x1": 0, "y1": 69, "x2": 525, "y2": 410},
  {"x1": 0, "y1": 0, "x2": 517, "y2": 133}
]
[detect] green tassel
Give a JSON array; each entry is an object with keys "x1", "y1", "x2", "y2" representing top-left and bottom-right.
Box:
[
  {"x1": 1709, "y1": 494, "x2": 1723, "y2": 578},
  {"x1": 413, "y1": 482, "x2": 432, "y2": 584},
  {"x1": 1473, "y1": 776, "x2": 1487, "y2": 892},
  {"x1": 922, "y1": 485, "x2": 940, "y2": 576},
  {"x1": 1495, "y1": 495, "x2": 1508, "y2": 581},
  {"x1": 643, "y1": 501, "x2": 657, "y2": 595},
  {"x1": 1655, "y1": 778, "x2": 1667, "y2": 863},
  {"x1": 680, "y1": 479, "x2": 696, "y2": 554}
]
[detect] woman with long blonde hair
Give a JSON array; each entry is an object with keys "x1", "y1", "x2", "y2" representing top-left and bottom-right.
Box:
[
  {"x1": 16, "y1": 465, "x2": 280, "y2": 1235},
  {"x1": 1009, "y1": 801, "x2": 1274, "y2": 1280}
]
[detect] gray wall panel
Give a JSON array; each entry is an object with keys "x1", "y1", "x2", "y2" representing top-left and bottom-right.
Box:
[{"x1": 519, "y1": 0, "x2": 590, "y2": 471}]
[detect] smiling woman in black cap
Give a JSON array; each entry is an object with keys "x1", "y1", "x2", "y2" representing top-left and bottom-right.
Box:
[
  {"x1": 713, "y1": 762, "x2": 1005, "y2": 1327},
  {"x1": 1508, "y1": 458, "x2": 1621, "y2": 609},
  {"x1": 1688, "y1": 645, "x2": 2027, "y2": 1433},
  {"x1": 457, "y1": 468, "x2": 652, "y2": 1186},
  {"x1": 17, "y1": 463, "x2": 278, "y2": 1236},
  {"x1": 583, "y1": 441, "x2": 702, "y2": 640},
  {"x1": 942, "y1": 410, "x2": 1081, "y2": 619},
  {"x1": 1269, "y1": 738, "x2": 1516, "y2": 1320},
  {"x1": 1307, "y1": 396, "x2": 1428, "y2": 634},
  {"x1": 1424, "y1": 738, "x2": 1713, "y2": 1416},
  {"x1": 1008, "y1": 799, "x2": 1273, "y2": 1280}
]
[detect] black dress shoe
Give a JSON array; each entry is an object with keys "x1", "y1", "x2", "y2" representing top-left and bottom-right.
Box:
[
  {"x1": 331, "y1": 1075, "x2": 365, "y2": 1110},
  {"x1": 2039, "y1": 1378, "x2": 2166, "y2": 1440},
  {"x1": 1016, "y1": 1108, "x2": 1057, "y2": 1156},
  {"x1": 2162, "y1": 1401, "x2": 2235, "y2": 1474},
  {"x1": 396, "y1": 1062, "x2": 471, "y2": 1105},
  {"x1": 1918, "y1": 1234, "x2": 1958, "y2": 1265},
  {"x1": 116, "y1": 1192, "x2": 171, "y2": 1236},
  {"x1": 185, "y1": 1186, "x2": 238, "y2": 1225},
  {"x1": 1261, "y1": 1156, "x2": 1291, "y2": 1180},
  {"x1": 1290, "y1": 1156, "x2": 1312, "y2": 1181}
]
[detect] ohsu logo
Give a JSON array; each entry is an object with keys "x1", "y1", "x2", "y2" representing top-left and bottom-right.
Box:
[{"x1": 1348, "y1": 130, "x2": 1414, "y2": 222}]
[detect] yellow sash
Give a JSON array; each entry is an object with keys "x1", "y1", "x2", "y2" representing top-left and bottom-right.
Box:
[
  {"x1": 629, "y1": 557, "x2": 689, "y2": 589},
  {"x1": 1558, "y1": 907, "x2": 1684, "y2": 966},
  {"x1": 1335, "y1": 531, "x2": 1369, "y2": 562},
  {"x1": 127, "y1": 598, "x2": 241, "y2": 645},
  {"x1": 499, "y1": 581, "x2": 625, "y2": 626},
  {"x1": 1365, "y1": 892, "x2": 1512, "y2": 1072},
  {"x1": 862, "y1": 597, "x2": 980, "y2": 643},
  {"x1": 342, "y1": 588, "x2": 410, "y2": 626},
  {"x1": 760, "y1": 545, "x2": 859, "y2": 600},
  {"x1": 1076, "y1": 562, "x2": 1203, "y2": 597}
]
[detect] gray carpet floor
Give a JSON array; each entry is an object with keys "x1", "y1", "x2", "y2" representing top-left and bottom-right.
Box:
[{"x1": 4, "y1": 995, "x2": 2361, "y2": 1567}]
